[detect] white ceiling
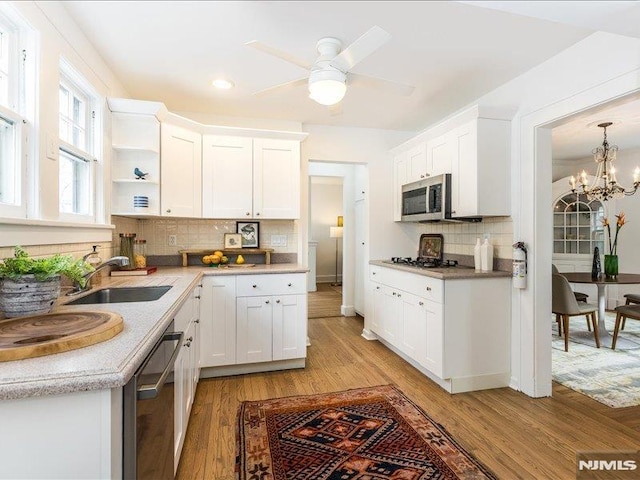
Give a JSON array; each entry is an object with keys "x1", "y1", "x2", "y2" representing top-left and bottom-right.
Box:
[{"x1": 60, "y1": 1, "x2": 640, "y2": 158}]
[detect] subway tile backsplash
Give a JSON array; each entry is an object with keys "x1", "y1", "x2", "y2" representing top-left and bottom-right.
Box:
[{"x1": 420, "y1": 217, "x2": 513, "y2": 259}]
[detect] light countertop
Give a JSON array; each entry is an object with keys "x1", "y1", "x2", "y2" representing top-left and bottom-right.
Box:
[
  {"x1": 370, "y1": 260, "x2": 512, "y2": 280},
  {"x1": 0, "y1": 263, "x2": 307, "y2": 400}
]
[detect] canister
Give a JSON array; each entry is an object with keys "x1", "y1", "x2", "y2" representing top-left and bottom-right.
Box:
[
  {"x1": 133, "y1": 239, "x2": 147, "y2": 268},
  {"x1": 119, "y1": 233, "x2": 136, "y2": 270}
]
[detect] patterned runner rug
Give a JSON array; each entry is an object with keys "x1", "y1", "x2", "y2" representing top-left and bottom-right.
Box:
[
  {"x1": 552, "y1": 313, "x2": 640, "y2": 408},
  {"x1": 236, "y1": 385, "x2": 496, "y2": 479}
]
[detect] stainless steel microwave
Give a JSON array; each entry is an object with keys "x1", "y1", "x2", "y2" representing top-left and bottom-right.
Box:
[{"x1": 401, "y1": 174, "x2": 452, "y2": 222}]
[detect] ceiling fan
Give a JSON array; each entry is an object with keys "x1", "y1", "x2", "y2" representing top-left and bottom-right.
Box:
[{"x1": 246, "y1": 26, "x2": 415, "y2": 108}]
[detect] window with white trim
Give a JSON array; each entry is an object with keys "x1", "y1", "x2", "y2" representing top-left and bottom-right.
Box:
[
  {"x1": 58, "y1": 61, "x2": 100, "y2": 220},
  {"x1": 0, "y1": 6, "x2": 30, "y2": 218}
]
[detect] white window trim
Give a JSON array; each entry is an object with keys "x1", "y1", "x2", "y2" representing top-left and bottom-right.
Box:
[{"x1": 58, "y1": 58, "x2": 103, "y2": 224}]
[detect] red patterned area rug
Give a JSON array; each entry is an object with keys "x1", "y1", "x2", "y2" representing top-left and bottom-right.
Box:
[{"x1": 236, "y1": 385, "x2": 496, "y2": 479}]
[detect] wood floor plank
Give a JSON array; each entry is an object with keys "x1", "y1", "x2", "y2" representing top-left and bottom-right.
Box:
[{"x1": 177, "y1": 296, "x2": 640, "y2": 480}]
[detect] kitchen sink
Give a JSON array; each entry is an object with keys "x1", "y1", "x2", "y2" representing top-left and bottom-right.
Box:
[{"x1": 66, "y1": 286, "x2": 172, "y2": 305}]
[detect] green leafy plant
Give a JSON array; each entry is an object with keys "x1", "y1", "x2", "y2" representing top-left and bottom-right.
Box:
[{"x1": 0, "y1": 246, "x2": 93, "y2": 287}]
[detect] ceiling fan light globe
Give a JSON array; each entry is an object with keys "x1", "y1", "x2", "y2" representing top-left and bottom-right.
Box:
[{"x1": 308, "y1": 79, "x2": 346, "y2": 106}]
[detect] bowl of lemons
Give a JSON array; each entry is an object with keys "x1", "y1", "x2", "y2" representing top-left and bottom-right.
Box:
[{"x1": 202, "y1": 251, "x2": 229, "y2": 267}]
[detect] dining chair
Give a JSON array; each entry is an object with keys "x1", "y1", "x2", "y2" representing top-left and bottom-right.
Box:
[
  {"x1": 612, "y1": 304, "x2": 640, "y2": 350},
  {"x1": 551, "y1": 265, "x2": 591, "y2": 333},
  {"x1": 552, "y1": 274, "x2": 600, "y2": 352},
  {"x1": 618, "y1": 294, "x2": 640, "y2": 331},
  {"x1": 552, "y1": 264, "x2": 589, "y2": 303}
]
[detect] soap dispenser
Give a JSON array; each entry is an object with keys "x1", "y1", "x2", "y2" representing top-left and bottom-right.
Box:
[
  {"x1": 474, "y1": 238, "x2": 482, "y2": 271},
  {"x1": 481, "y1": 238, "x2": 493, "y2": 272},
  {"x1": 86, "y1": 245, "x2": 102, "y2": 286}
]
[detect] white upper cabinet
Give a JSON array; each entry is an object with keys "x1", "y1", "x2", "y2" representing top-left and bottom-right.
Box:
[
  {"x1": 202, "y1": 135, "x2": 253, "y2": 219},
  {"x1": 450, "y1": 118, "x2": 510, "y2": 217},
  {"x1": 427, "y1": 131, "x2": 454, "y2": 176},
  {"x1": 202, "y1": 135, "x2": 301, "y2": 219},
  {"x1": 406, "y1": 143, "x2": 429, "y2": 183},
  {"x1": 161, "y1": 121, "x2": 202, "y2": 217},
  {"x1": 253, "y1": 138, "x2": 300, "y2": 219},
  {"x1": 393, "y1": 152, "x2": 408, "y2": 222}
]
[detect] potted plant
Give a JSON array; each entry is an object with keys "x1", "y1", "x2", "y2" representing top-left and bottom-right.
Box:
[{"x1": 0, "y1": 246, "x2": 93, "y2": 318}]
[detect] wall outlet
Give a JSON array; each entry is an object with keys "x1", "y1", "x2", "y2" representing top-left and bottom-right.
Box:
[
  {"x1": 271, "y1": 235, "x2": 287, "y2": 247},
  {"x1": 168, "y1": 235, "x2": 177, "y2": 246}
]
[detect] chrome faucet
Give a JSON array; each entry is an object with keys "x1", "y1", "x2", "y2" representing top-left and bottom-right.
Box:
[{"x1": 67, "y1": 256, "x2": 130, "y2": 295}]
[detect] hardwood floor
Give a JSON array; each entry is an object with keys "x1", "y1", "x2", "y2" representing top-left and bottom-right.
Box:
[
  {"x1": 177, "y1": 315, "x2": 640, "y2": 480},
  {"x1": 307, "y1": 283, "x2": 342, "y2": 318}
]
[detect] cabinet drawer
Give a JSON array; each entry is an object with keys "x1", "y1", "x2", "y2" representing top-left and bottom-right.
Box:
[
  {"x1": 236, "y1": 273, "x2": 306, "y2": 297},
  {"x1": 370, "y1": 265, "x2": 384, "y2": 283},
  {"x1": 385, "y1": 268, "x2": 443, "y2": 304}
]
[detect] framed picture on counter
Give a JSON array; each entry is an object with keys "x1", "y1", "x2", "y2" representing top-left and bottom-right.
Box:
[
  {"x1": 224, "y1": 233, "x2": 243, "y2": 249},
  {"x1": 237, "y1": 221, "x2": 260, "y2": 248}
]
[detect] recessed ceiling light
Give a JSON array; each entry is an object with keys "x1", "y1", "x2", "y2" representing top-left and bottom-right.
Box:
[{"x1": 212, "y1": 78, "x2": 234, "y2": 90}]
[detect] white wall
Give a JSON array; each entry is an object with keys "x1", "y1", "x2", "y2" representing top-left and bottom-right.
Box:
[
  {"x1": 462, "y1": 31, "x2": 640, "y2": 397},
  {"x1": 309, "y1": 180, "x2": 343, "y2": 282}
]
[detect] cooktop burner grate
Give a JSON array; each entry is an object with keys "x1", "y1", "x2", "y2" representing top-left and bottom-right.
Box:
[{"x1": 389, "y1": 257, "x2": 458, "y2": 268}]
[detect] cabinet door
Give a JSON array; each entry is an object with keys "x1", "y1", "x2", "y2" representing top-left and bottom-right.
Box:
[
  {"x1": 427, "y1": 132, "x2": 453, "y2": 176},
  {"x1": 400, "y1": 292, "x2": 427, "y2": 366},
  {"x1": 381, "y1": 286, "x2": 401, "y2": 345},
  {"x1": 393, "y1": 153, "x2": 407, "y2": 222},
  {"x1": 183, "y1": 320, "x2": 196, "y2": 421},
  {"x1": 407, "y1": 143, "x2": 429, "y2": 183},
  {"x1": 200, "y1": 276, "x2": 236, "y2": 367},
  {"x1": 161, "y1": 123, "x2": 202, "y2": 217},
  {"x1": 253, "y1": 138, "x2": 300, "y2": 219},
  {"x1": 174, "y1": 341, "x2": 187, "y2": 471},
  {"x1": 354, "y1": 199, "x2": 365, "y2": 315},
  {"x1": 451, "y1": 121, "x2": 478, "y2": 217},
  {"x1": 236, "y1": 296, "x2": 273, "y2": 364},
  {"x1": 272, "y1": 294, "x2": 307, "y2": 361},
  {"x1": 202, "y1": 135, "x2": 253, "y2": 218},
  {"x1": 371, "y1": 283, "x2": 384, "y2": 334},
  {"x1": 423, "y1": 299, "x2": 444, "y2": 378}
]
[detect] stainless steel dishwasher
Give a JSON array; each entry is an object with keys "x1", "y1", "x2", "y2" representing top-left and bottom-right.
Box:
[{"x1": 123, "y1": 322, "x2": 184, "y2": 479}]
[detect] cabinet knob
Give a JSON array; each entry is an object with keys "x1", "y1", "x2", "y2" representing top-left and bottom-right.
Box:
[
  {"x1": 195, "y1": 319, "x2": 200, "y2": 323},
  {"x1": 397, "y1": 294, "x2": 402, "y2": 298},
  {"x1": 362, "y1": 242, "x2": 365, "y2": 245},
  {"x1": 265, "y1": 300, "x2": 270, "y2": 304},
  {"x1": 420, "y1": 175, "x2": 425, "y2": 178},
  {"x1": 252, "y1": 285, "x2": 257, "y2": 288},
  {"x1": 419, "y1": 301, "x2": 424, "y2": 306},
  {"x1": 372, "y1": 272, "x2": 376, "y2": 275},
  {"x1": 288, "y1": 283, "x2": 292, "y2": 287},
  {"x1": 256, "y1": 212, "x2": 260, "y2": 216},
  {"x1": 194, "y1": 295, "x2": 201, "y2": 299},
  {"x1": 426, "y1": 287, "x2": 432, "y2": 291},
  {"x1": 361, "y1": 190, "x2": 365, "y2": 194},
  {"x1": 166, "y1": 209, "x2": 171, "y2": 213},
  {"x1": 451, "y1": 211, "x2": 456, "y2": 214},
  {"x1": 246, "y1": 212, "x2": 250, "y2": 216},
  {"x1": 392, "y1": 292, "x2": 397, "y2": 296},
  {"x1": 197, "y1": 284, "x2": 203, "y2": 288},
  {"x1": 184, "y1": 342, "x2": 191, "y2": 348},
  {"x1": 376, "y1": 286, "x2": 380, "y2": 290},
  {"x1": 276, "y1": 299, "x2": 280, "y2": 304}
]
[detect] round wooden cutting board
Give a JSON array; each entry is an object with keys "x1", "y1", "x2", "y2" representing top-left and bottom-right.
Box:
[{"x1": 0, "y1": 311, "x2": 124, "y2": 362}]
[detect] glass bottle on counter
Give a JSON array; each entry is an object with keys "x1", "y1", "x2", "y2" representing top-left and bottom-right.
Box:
[
  {"x1": 133, "y1": 239, "x2": 147, "y2": 269},
  {"x1": 119, "y1": 233, "x2": 136, "y2": 270}
]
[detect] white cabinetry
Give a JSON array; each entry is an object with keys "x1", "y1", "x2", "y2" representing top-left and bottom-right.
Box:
[
  {"x1": 110, "y1": 112, "x2": 162, "y2": 216},
  {"x1": 406, "y1": 143, "x2": 429, "y2": 183},
  {"x1": 161, "y1": 119, "x2": 202, "y2": 217},
  {"x1": 174, "y1": 285, "x2": 201, "y2": 473},
  {"x1": 369, "y1": 264, "x2": 509, "y2": 393},
  {"x1": 202, "y1": 136, "x2": 301, "y2": 219},
  {"x1": 427, "y1": 131, "x2": 454, "y2": 177},
  {"x1": 393, "y1": 152, "x2": 408, "y2": 222},
  {"x1": 199, "y1": 273, "x2": 308, "y2": 376},
  {"x1": 450, "y1": 118, "x2": 510, "y2": 217}
]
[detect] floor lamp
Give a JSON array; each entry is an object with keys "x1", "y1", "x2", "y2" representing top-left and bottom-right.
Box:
[{"x1": 329, "y1": 221, "x2": 343, "y2": 287}]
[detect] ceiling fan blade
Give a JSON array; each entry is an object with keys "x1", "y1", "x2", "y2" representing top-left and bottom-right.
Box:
[
  {"x1": 245, "y1": 40, "x2": 312, "y2": 71},
  {"x1": 348, "y1": 72, "x2": 415, "y2": 97},
  {"x1": 330, "y1": 26, "x2": 391, "y2": 72},
  {"x1": 252, "y1": 77, "x2": 308, "y2": 98},
  {"x1": 328, "y1": 103, "x2": 343, "y2": 116}
]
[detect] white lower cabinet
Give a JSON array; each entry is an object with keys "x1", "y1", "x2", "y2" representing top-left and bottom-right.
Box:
[
  {"x1": 369, "y1": 265, "x2": 509, "y2": 393},
  {"x1": 174, "y1": 284, "x2": 201, "y2": 473},
  {"x1": 200, "y1": 273, "x2": 308, "y2": 374}
]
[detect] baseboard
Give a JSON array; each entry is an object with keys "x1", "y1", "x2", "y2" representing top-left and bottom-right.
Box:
[
  {"x1": 316, "y1": 275, "x2": 342, "y2": 284},
  {"x1": 361, "y1": 328, "x2": 378, "y2": 340},
  {"x1": 199, "y1": 358, "x2": 305, "y2": 379},
  {"x1": 341, "y1": 304, "x2": 356, "y2": 316}
]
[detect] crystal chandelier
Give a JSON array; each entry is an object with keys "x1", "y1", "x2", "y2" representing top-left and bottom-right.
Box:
[{"x1": 570, "y1": 122, "x2": 640, "y2": 201}]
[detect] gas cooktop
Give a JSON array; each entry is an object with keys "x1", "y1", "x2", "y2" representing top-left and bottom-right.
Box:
[{"x1": 386, "y1": 257, "x2": 459, "y2": 268}]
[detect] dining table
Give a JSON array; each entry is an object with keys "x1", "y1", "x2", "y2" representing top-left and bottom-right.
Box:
[{"x1": 561, "y1": 272, "x2": 640, "y2": 348}]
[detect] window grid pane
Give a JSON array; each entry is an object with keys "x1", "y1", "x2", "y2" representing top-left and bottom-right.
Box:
[
  {"x1": 553, "y1": 194, "x2": 605, "y2": 255},
  {"x1": 0, "y1": 114, "x2": 16, "y2": 205},
  {"x1": 58, "y1": 81, "x2": 88, "y2": 150},
  {"x1": 59, "y1": 150, "x2": 90, "y2": 215},
  {"x1": 0, "y1": 27, "x2": 10, "y2": 108}
]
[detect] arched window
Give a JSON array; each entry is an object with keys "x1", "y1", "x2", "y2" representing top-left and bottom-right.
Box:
[{"x1": 553, "y1": 193, "x2": 604, "y2": 254}]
